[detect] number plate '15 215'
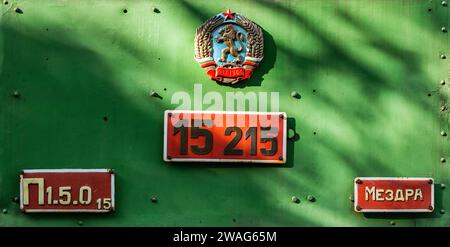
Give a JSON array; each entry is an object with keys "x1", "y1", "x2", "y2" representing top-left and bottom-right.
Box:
[
  {"x1": 20, "y1": 169, "x2": 115, "y2": 213},
  {"x1": 163, "y1": 110, "x2": 287, "y2": 163}
]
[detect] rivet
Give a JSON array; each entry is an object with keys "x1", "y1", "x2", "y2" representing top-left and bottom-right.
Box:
[
  {"x1": 390, "y1": 220, "x2": 396, "y2": 226},
  {"x1": 428, "y1": 179, "x2": 434, "y2": 184},
  {"x1": 441, "y1": 80, "x2": 446, "y2": 85},
  {"x1": 440, "y1": 209, "x2": 446, "y2": 214},
  {"x1": 278, "y1": 156, "x2": 284, "y2": 161},
  {"x1": 290, "y1": 91, "x2": 301, "y2": 99},
  {"x1": 151, "y1": 196, "x2": 158, "y2": 203},
  {"x1": 441, "y1": 106, "x2": 446, "y2": 111},
  {"x1": 307, "y1": 195, "x2": 315, "y2": 202},
  {"x1": 291, "y1": 196, "x2": 300, "y2": 203},
  {"x1": 153, "y1": 7, "x2": 160, "y2": 13},
  {"x1": 167, "y1": 156, "x2": 172, "y2": 160},
  {"x1": 355, "y1": 178, "x2": 362, "y2": 184},
  {"x1": 77, "y1": 220, "x2": 84, "y2": 226},
  {"x1": 429, "y1": 205, "x2": 434, "y2": 211},
  {"x1": 279, "y1": 114, "x2": 285, "y2": 119},
  {"x1": 348, "y1": 195, "x2": 354, "y2": 202},
  {"x1": 441, "y1": 131, "x2": 447, "y2": 136},
  {"x1": 441, "y1": 183, "x2": 446, "y2": 189},
  {"x1": 442, "y1": 1, "x2": 448, "y2": 6},
  {"x1": 442, "y1": 27, "x2": 447, "y2": 33},
  {"x1": 2, "y1": 209, "x2": 7, "y2": 214},
  {"x1": 14, "y1": 7, "x2": 23, "y2": 14},
  {"x1": 123, "y1": 9, "x2": 128, "y2": 14},
  {"x1": 441, "y1": 54, "x2": 446, "y2": 59},
  {"x1": 356, "y1": 205, "x2": 362, "y2": 211},
  {"x1": 3, "y1": 0, "x2": 8, "y2": 5},
  {"x1": 12, "y1": 90, "x2": 20, "y2": 98},
  {"x1": 12, "y1": 196, "x2": 19, "y2": 203},
  {"x1": 441, "y1": 157, "x2": 446, "y2": 163}
]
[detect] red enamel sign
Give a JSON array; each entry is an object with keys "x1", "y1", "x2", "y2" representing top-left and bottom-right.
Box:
[
  {"x1": 354, "y1": 177, "x2": 434, "y2": 213},
  {"x1": 20, "y1": 169, "x2": 115, "y2": 213},
  {"x1": 163, "y1": 110, "x2": 287, "y2": 163}
]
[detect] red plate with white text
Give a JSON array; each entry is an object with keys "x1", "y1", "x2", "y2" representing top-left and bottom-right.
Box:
[
  {"x1": 163, "y1": 110, "x2": 287, "y2": 163},
  {"x1": 354, "y1": 177, "x2": 434, "y2": 213},
  {"x1": 20, "y1": 169, "x2": 115, "y2": 213}
]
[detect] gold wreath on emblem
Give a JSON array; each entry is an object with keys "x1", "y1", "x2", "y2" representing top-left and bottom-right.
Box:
[{"x1": 194, "y1": 11, "x2": 264, "y2": 84}]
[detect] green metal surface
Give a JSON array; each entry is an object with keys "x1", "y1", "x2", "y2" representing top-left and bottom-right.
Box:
[{"x1": 0, "y1": 0, "x2": 449, "y2": 226}]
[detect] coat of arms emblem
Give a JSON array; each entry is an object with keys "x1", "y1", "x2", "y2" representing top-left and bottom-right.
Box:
[{"x1": 194, "y1": 10, "x2": 264, "y2": 84}]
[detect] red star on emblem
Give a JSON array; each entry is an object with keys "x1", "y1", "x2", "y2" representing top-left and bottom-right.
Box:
[{"x1": 223, "y1": 9, "x2": 235, "y2": 20}]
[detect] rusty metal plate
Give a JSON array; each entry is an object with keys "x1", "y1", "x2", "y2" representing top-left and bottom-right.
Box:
[
  {"x1": 354, "y1": 177, "x2": 434, "y2": 213},
  {"x1": 163, "y1": 110, "x2": 287, "y2": 163},
  {"x1": 20, "y1": 169, "x2": 115, "y2": 213}
]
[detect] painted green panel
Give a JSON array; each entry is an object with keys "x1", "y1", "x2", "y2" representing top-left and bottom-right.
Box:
[{"x1": 0, "y1": 0, "x2": 449, "y2": 226}]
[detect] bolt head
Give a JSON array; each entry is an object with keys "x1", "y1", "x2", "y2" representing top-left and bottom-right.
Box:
[
  {"x1": 291, "y1": 196, "x2": 300, "y2": 203},
  {"x1": 428, "y1": 179, "x2": 434, "y2": 184},
  {"x1": 279, "y1": 114, "x2": 285, "y2": 119},
  {"x1": 278, "y1": 156, "x2": 284, "y2": 161},
  {"x1": 355, "y1": 179, "x2": 362, "y2": 184},
  {"x1": 355, "y1": 205, "x2": 362, "y2": 211},
  {"x1": 77, "y1": 220, "x2": 83, "y2": 226},
  {"x1": 441, "y1": 183, "x2": 446, "y2": 189},
  {"x1": 153, "y1": 7, "x2": 160, "y2": 13},
  {"x1": 441, "y1": 80, "x2": 446, "y2": 85},
  {"x1": 442, "y1": 27, "x2": 447, "y2": 32},
  {"x1": 307, "y1": 195, "x2": 315, "y2": 202},
  {"x1": 440, "y1": 209, "x2": 446, "y2": 214},
  {"x1": 441, "y1": 54, "x2": 447, "y2": 59},
  {"x1": 14, "y1": 7, "x2": 23, "y2": 14},
  {"x1": 12, "y1": 91, "x2": 20, "y2": 98},
  {"x1": 291, "y1": 91, "x2": 301, "y2": 99},
  {"x1": 151, "y1": 196, "x2": 158, "y2": 203},
  {"x1": 2, "y1": 209, "x2": 7, "y2": 214},
  {"x1": 441, "y1": 131, "x2": 447, "y2": 136},
  {"x1": 390, "y1": 220, "x2": 396, "y2": 226},
  {"x1": 441, "y1": 106, "x2": 446, "y2": 111},
  {"x1": 442, "y1": 1, "x2": 448, "y2": 6},
  {"x1": 429, "y1": 205, "x2": 434, "y2": 211},
  {"x1": 441, "y1": 157, "x2": 446, "y2": 163}
]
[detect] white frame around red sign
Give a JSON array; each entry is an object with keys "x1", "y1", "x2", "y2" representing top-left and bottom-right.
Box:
[
  {"x1": 353, "y1": 177, "x2": 434, "y2": 213},
  {"x1": 163, "y1": 110, "x2": 288, "y2": 164},
  {"x1": 20, "y1": 169, "x2": 115, "y2": 213}
]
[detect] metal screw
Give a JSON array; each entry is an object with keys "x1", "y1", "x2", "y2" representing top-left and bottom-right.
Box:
[
  {"x1": 151, "y1": 196, "x2": 158, "y2": 203},
  {"x1": 3, "y1": 0, "x2": 8, "y2": 5},
  {"x1": 441, "y1": 54, "x2": 447, "y2": 59},
  {"x1": 440, "y1": 209, "x2": 446, "y2": 214},
  {"x1": 441, "y1": 106, "x2": 447, "y2": 111},
  {"x1": 442, "y1": 27, "x2": 447, "y2": 33},
  {"x1": 291, "y1": 91, "x2": 301, "y2": 99},
  {"x1": 390, "y1": 220, "x2": 396, "y2": 226},
  {"x1": 278, "y1": 156, "x2": 284, "y2": 161},
  {"x1": 77, "y1": 220, "x2": 84, "y2": 226},
  {"x1": 428, "y1": 179, "x2": 434, "y2": 184},
  {"x1": 441, "y1": 157, "x2": 446, "y2": 163},
  {"x1": 168, "y1": 112, "x2": 172, "y2": 117},
  {"x1": 441, "y1": 80, "x2": 446, "y2": 85},
  {"x1": 2, "y1": 209, "x2": 7, "y2": 214},
  {"x1": 355, "y1": 178, "x2": 362, "y2": 184},
  {"x1": 12, "y1": 91, "x2": 20, "y2": 98},
  {"x1": 355, "y1": 205, "x2": 362, "y2": 211},
  {"x1": 429, "y1": 205, "x2": 434, "y2": 211},
  {"x1": 167, "y1": 156, "x2": 172, "y2": 160},
  {"x1": 14, "y1": 7, "x2": 23, "y2": 14},
  {"x1": 442, "y1": 1, "x2": 448, "y2": 6},
  {"x1": 441, "y1": 183, "x2": 446, "y2": 189},
  {"x1": 307, "y1": 195, "x2": 315, "y2": 202},
  {"x1": 441, "y1": 131, "x2": 447, "y2": 136},
  {"x1": 279, "y1": 114, "x2": 284, "y2": 119},
  {"x1": 291, "y1": 196, "x2": 300, "y2": 203}
]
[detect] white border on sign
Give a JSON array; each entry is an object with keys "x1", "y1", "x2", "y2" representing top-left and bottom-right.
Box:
[
  {"x1": 162, "y1": 110, "x2": 288, "y2": 164},
  {"x1": 20, "y1": 169, "x2": 115, "y2": 213},
  {"x1": 353, "y1": 177, "x2": 434, "y2": 213}
]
